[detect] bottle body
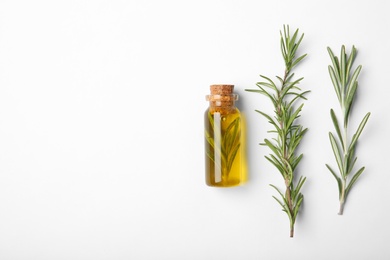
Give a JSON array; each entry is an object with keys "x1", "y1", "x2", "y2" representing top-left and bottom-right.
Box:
[{"x1": 204, "y1": 85, "x2": 244, "y2": 187}]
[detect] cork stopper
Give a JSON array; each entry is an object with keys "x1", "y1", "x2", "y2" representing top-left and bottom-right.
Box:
[{"x1": 210, "y1": 84, "x2": 234, "y2": 95}]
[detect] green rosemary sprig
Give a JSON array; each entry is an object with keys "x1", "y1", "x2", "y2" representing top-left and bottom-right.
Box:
[
  {"x1": 326, "y1": 46, "x2": 370, "y2": 215},
  {"x1": 246, "y1": 25, "x2": 308, "y2": 237},
  {"x1": 205, "y1": 113, "x2": 241, "y2": 179}
]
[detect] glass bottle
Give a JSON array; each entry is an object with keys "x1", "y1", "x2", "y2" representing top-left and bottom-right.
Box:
[{"x1": 204, "y1": 84, "x2": 245, "y2": 187}]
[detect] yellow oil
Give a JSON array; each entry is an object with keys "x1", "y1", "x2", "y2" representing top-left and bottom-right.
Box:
[{"x1": 204, "y1": 108, "x2": 247, "y2": 187}]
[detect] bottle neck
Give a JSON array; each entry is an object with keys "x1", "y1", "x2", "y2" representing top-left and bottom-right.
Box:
[{"x1": 206, "y1": 94, "x2": 238, "y2": 113}]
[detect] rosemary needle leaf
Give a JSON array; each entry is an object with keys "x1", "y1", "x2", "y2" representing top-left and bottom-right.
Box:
[
  {"x1": 329, "y1": 132, "x2": 344, "y2": 175},
  {"x1": 249, "y1": 85, "x2": 278, "y2": 106},
  {"x1": 205, "y1": 131, "x2": 215, "y2": 149},
  {"x1": 260, "y1": 75, "x2": 278, "y2": 87},
  {"x1": 327, "y1": 47, "x2": 341, "y2": 81},
  {"x1": 293, "y1": 195, "x2": 304, "y2": 221},
  {"x1": 265, "y1": 155, "x2": 284, "y2": 176},
  {"x1": 287, "y1": 103, "x2": 304, "y2": 129},
  {"x1": 345, "y1": 167, "x2": 365, "y2": 197},
  {"x1": 257, "y1": 81, "x2": 277, "y2": 91},
  {"x1": 328, "y1": 66, "x2": 342, "y2": 103},
  {"x1": 292, "y1": 54, "x2": 307, "y2": 68},
  {"x1": 270, "y1": 184, "x2": 289, "y2": 207},
  {"x1": 326, "y1": 164, "x2": 342, "y2": 198},
  {"x1": 276, "y1": 76, "x2": 284, "y2": 84},
  {"x1": 340, "y1": 46, "x2": 346, "y2": 87},
  {"x1": 296, "y1": 33, "x2": 304, "y2": 49},
  {"x1": 345, "y1": 46, "x2": 357, "y2": 80},
  {"x1": 280, "y1": 77, "x2": 304, "y2": 98},
  {"x1": 272, "y1": 195, "x2": 284, "y2": 208},
  {"x1": 348, "y1": 112, "x2": 371, "y2": 153},
  {"x1": 346, "y1": 155, "x2": 358, "y2": 176},
  {"x1": 346, "y1": 65, "x2": 362, "y2": 98},
  {"x1": 285, "y1": 73, "x2": 295, "y2": 84},
  {"x1": 264, "y1": 139, "x2": 281, "y2": 157},
  {"x1": 255, "y1": 110, "x2": 281, "y2": 132},
  {"x1": 294, "y1": 176, "x2": 306, "y2": 197},
  {"x1": 330, "y1": 109, "x2": 344, "y2": 149},
  {"x1": 208, "y1": 112, "x2": 215, "y2": 130},
  {"x1": 287, "y1": 91, "x2": 310, "y2": 110},
  {"x1": 291, "y1": 154, "x2": 303, "y2": 171},
  {"x1": 344, "y1": 82, "x2": 358, "y2": 121},
  {"x1": 280, "y1": 37, "x2": 287, "y2": 60},
  {"x1": 290, "y1": 29, "x2": 299, "y2": 49}
]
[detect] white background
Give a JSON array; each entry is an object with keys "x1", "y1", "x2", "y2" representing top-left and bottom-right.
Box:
[{"x1": 0, "y1": 0, "x2": 389, "y2": 259}]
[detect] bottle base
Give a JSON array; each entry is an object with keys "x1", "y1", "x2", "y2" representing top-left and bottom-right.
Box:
[{"x1": 206, "y1": 179, "x2": 242, "y2": 188}]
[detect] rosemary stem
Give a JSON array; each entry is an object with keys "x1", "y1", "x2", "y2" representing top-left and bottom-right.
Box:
[
  {"x1": 339, "y1": 202, "x2": 345, "y2": 215},
  {"x1": 340, "y1": 101, "x2": 347, "y2": 215},
  {"x1": 285, "y1": 184, "x2": 293, "y2": 209},
  {"x1": 343, "y1": 124, "x2": 348, "y2": 152},
  {"x1": 286, "y1": 185, "x2": 294, "y2": 237},
  {"x1": 339, "y1": 180, "x2": 346, "y2": 215},
  {"x1": 290, "y1": 225, "x2": 294, "y2": 238},
  {"x1": 282, "y1": 66, "x2": 296, "y2": 235}
]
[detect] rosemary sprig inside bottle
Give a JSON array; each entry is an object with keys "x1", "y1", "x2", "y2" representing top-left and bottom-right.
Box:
[
  {"x1": 205, "y1": 114, "x2": 240, "y2": 179},
  {"x1": 246, "y1": 25, "x2": 309, "y2": 237},
  {"x1": 326, "y1": 46, "x2": 370, "y2": 215}
]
